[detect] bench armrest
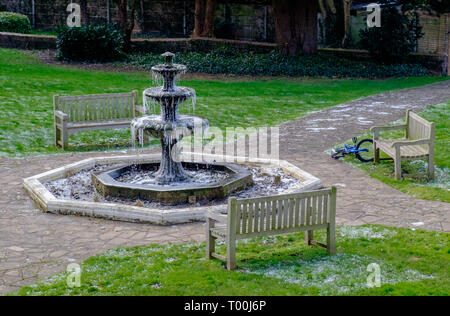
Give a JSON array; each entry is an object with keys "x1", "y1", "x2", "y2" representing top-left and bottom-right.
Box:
[
  {"x1": 392, "y1": 138, "x2": 430, "y2": 149},
  {"x1": 135, "y1": 105, "x2": 147, "y2": 116},
  {"x1": 371, "y1": 124, "x2": 407, "y2": 139},
  {"x1": 205, "y1": 210, "x2": 227, "y2": 224},
  {"x1": 54, "y1": 110, "x2": 68, "y2": 120}
]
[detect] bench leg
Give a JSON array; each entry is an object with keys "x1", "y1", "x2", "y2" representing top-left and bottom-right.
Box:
[
  {"x1": 54, "y1": 124, "x2": 61, "y2": 148},
  {"x1": 374, "y1": 141, "x2": 380, "y2": 163},
  {"x1": 327, "y1": 223, "x2": 336, "y2": 255},
  {"x1": 305, "y1": 230, "x2": 313, "y2": 246},
  {"x1": 226, "y1": 237, "x2": 236, "y2": 270},
  {"x1": 428, "y1": 155, "x2": 435, "y2": 180},
  {"x1": 206, "y1": 218, "x2": 216, "y2": 259},
  {"x1": 61, "y1": 126, "x2": 68, "y2": 150},
  {"x1": 394, "y1": 157, "x2": 402, "y2": 180}
]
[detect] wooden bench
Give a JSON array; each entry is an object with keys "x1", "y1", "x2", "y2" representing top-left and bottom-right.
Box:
[
  {"x1": 206, "y1": 187, "x2": 337, "y2": 270},
  {"x1": 54, "y1": 91, "x2": 146, "y2": 149},
  {"x1": 371, "y1": 109, "x2": 435, "y2": 180}
]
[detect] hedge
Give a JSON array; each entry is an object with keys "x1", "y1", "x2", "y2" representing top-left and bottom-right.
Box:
[
  {"x1": 56, "y1": 24, "x2": 125, "y2": 63},
  {"x1": 128, "y1": 47, "x2": 431, "y2": 78},
  {"x1": 0, "y1": 12, "x2": 31, "y2": 34}
]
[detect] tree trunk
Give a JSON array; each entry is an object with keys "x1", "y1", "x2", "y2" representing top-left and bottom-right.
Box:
[
  {"x1": 193, "y1": 0, "x2": 206, "y2": 37},
  {"x1": 201, "y1": 0, "x2": 216, "y2": 37},
  {"x1": 342, "y1": 0, "x2": 353, "y2": 47},
  {"x1": 117, "y1": 0, "x2": 136, "y2": 51},
  {"x1": 272, "y1": 0, "x2": 319, "y2": 56}
]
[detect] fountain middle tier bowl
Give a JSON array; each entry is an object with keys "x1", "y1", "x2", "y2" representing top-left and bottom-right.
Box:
[
  {"x1": 151, "y1": 63, "x2": 187, "y2": 75},
  {"x1": 92, "y1": 162, "x2": 254, "y2": 204},
  {"x1": 132, "y1": 115, "x2": 208, "y2": 139},
  {"x1": 144, "y1": 87, "x2": 195, "y2": 104}
]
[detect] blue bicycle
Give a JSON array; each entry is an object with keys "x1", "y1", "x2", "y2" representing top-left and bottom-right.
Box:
[{"x1": 331, "y1": 137, "x2": 374, "y2": 162}]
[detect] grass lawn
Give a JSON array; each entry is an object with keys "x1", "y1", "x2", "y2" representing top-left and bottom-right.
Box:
[
  {"x1": 12, "y1": 225, "x2": 449, "y2": 296},
  {"x1": 29, "y1": 30, "x2": 58, "y2": 36},
  {"x1": 337, "y1": 102, "x2": 449, "y2": 203},
  {"x1": 0, "y1": 48, "x2": 447, "y2": 157}
]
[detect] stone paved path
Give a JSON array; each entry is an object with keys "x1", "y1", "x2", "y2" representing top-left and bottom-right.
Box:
[{"x1": 1, "y1": 80, "x2": 449, "y2": 294}]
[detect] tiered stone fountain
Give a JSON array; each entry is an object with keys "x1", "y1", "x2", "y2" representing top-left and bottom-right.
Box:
[{"x1": 92, "y1": 52, "x2": 254, "y2": 204}]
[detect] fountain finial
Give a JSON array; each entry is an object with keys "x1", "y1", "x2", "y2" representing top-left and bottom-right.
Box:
[{"x1": 162, "y1": 52, "x2": 175, "y2": 65}]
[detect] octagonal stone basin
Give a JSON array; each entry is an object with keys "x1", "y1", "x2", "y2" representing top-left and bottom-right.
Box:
[
  {"x1": 92, "y1": 162, "x2": 253, "y2": 204},
  {"x1": 23, "y1": 153, "x2": 322, "y2": 225}
]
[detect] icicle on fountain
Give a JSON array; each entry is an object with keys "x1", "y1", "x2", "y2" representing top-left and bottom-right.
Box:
[
  {"x1": 92, "y1": 52, "x2": 254, "y2": 204},
  {"x1": 131, "y1": 52, "x2": 207, "y2": 184}
]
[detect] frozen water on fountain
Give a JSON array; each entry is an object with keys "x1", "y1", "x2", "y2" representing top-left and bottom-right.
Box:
[
  {"x1": 116, "y1": 166, "x2": 230, "y2": 186},
  {"x1": 130, "y1": 52, "x2": 208, "y2": 184}
]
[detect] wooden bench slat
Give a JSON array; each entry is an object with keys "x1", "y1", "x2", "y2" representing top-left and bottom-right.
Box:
[
  {"x1": 276, "y1": 199, "x2": 282, "y2": 229},
  {"x1": 259, "y1": 201, "x2": 265, "y2": 233},
  {"x1": 323, "y1": 194, "x2": 329, "y2": 224},
  {"x1": 317, "y1": 195, "x2": 323, "y2": 225},
  {"x1": 59, "y1": 92, "x2": 134, "y2": 101},
  {"x1": 265, "y1": 200, "x2": 271, "y2": 231},
  {"x1": 236, "y1": 203, "x2": 242, "y2": 235},
  {"x1": 248, "y1": 202, "x2": 254, "y2": 233},
  {"x1": 255, "y1": 201, "x2": 259, "y2": 233},
  {"x1": 242, "y1": 203, "x2": 248, "y2": 234},
  {"x1": 300, "y1": 197, "x2": 306, "y2": 226},
  {"x1": 236, "y1": 188, "x2": 332, "y2": 204},
  {"x1": 293, "y1": 197, "x2": 300, "y2": 227},
  {"x1": 288, "y1": 197, "x2": 294, "y2": 227},
  {"x1": 311, "y1": 196, "x2": 317, "y2": 225}
]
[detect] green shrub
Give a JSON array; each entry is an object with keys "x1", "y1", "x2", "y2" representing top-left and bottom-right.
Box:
[
  {"x1": 359, "y1": 3, "x2": 423, "y2": 63},
  {"x1": 0, "y1": 12, "x2": 31, "y2": 34},
  {"x1": 56, "y1": 24, "x2": 125, "y2": 63},
  {"x1": 128, "y1": 47, "x2": 430, "y2": 78}
]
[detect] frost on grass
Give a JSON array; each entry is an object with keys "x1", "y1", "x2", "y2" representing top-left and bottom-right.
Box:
[
  {"x1": 337, "y1": 226, "x2": 396, "y2": 240},
  {"x1": 244, "y1": 254, "x2": 432, "y2": 295},
  {"x1": 408, "y1": 160, "x2": 449, "y2": 190}
]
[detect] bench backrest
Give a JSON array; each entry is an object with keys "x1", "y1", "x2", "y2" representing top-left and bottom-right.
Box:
[
  {"x1": 228, "y1": 187, "x2": 336, "y2": 238},
  {"x1": 54, "y1": 91, "x2": 138, "y2": 123},
  {"x1": 406, "y1": 110, "x2": 434, "y2": 142}
]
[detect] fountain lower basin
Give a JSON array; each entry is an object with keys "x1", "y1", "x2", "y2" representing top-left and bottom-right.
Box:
[
  {"x1": 23, "y1": 153, "x2": 322, "y2": 225},
  {"x1": 92, "y1": 162, "x2": 253, "y2": 204}
]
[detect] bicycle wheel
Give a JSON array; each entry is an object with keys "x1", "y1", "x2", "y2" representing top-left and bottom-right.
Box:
[{"x1": 355, "y1": 139, "x2": 374, "y2": 162}]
